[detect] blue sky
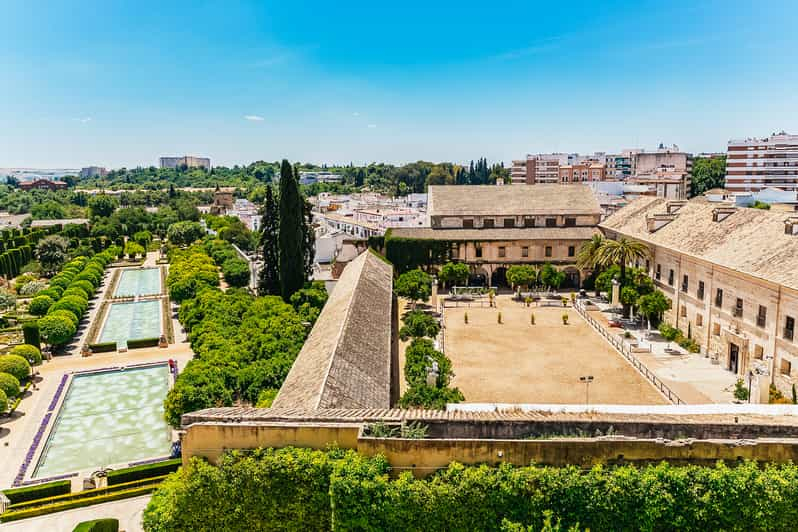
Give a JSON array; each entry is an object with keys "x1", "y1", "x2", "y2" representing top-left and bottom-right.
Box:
[{"x1": 2, "y1": 0, "x2": 797, "y2": 168}]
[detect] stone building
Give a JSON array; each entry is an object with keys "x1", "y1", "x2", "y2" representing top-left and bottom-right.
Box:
[
  {"x1": 390, "y1": 184, "x2": 602, "y2": 287},
  {"x1": 601, "y1": 196, "x2": 798, "y2": 396}
]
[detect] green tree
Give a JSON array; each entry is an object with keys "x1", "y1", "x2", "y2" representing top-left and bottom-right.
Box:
[
  {"x1": 395, "y1": 269, "x2": 432, "y2": 308},
  {"x1": 301, "y1": 198, "x2": 315, "y2": 280},
  {"x1": 691, "y1": 156, "x2": 726, "y2": 196},
  {"x1": 258, "y1": 185, "x2": 280, "y2": 296},
  {"x1": 438, "y1": 262, "x2": 469, "y2": 288},
  {"x1": 506, "y1": 265, "x2": 538, "y2": 289},
  {"x1": 539, "y1": 263, "x2": 565, "y2": 290},
  {"x1": 10, "y1": 344, "x2": 42, "y2": 365},
  {"x1": 167, "y1": 221, "x2": 204, "y2": 246},
  {"x1": 38, "y1": 313, "x2": 77, "y2": 346},
  {"x1": 88, "y1": 194, "x2": 118, "y2": 218},
  {"x1": 0, "y1": 389, "x2": 6, "y2": 413},
  {"x1": 577, "y1": 234, "x2": 605, "y2": 270},
  {"x1": 222, "y1": 258, "x2": 250, "y2": 287},
  {"x1": 278, "y1": 160, "x2": 305, "y2": 301},
  {"x1": 399, "y1": 310, "x2": 440, "y2": 341},
  {"x1": 596, "y1": 237, "x2": 650, "y2": 282},
  {"x1": 36, "y1": 235, "x2": 70, "y2": 275},
  {"x1": 638, "y1": 290, "x2": 671, "y2": 328},
  {"x1": 133, "y1": 230, "x2": 153, "y2": 248},
  {"x1": 0, "y1": 355, "x2": 30, "y2": 381},
  {"x1": 124, "y1": 241, "x2": 145, "y2": 259},
  {"x1": 0, "y1": 372, "x2": 20, "y2": 399}
]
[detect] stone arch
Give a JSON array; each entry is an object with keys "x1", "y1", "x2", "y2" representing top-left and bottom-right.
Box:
[{"x1": 561, "y1": 266, "x2": 581, "y2": 289}]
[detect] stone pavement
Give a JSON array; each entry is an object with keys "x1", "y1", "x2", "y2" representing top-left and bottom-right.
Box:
[{"x1": 0, "y1": 494, "x2": 150, "y2": 531}]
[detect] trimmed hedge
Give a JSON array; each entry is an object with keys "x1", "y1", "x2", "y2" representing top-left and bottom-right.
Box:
[
  {"x1": 2, "y1": 480, "x2": 71, "y2": 505},
  {"x1": 21, "y1": 321, "x2": 41, "y2": 351},
  {"x1": 0, "y1": 355, "x2": 31, "y2": 382},
  {"x1": 0, "y1": 485, "x2": 156, "y2": 523},
  {"x1": 88, "y1": 342, "x2": 117, "y2": 353},
  {"x1": 73, "y1": 518, "x2": 119, "y2": 532},
  {"x1": 125, "y1": 337, "x2": 160, "y2": 350},
  {"x1": 9, "y1": 344, "x2": 42, "y2": 366},
  {"x1": 143, "y1": 448, "x2": 798, "y2": 532},
  {"x1": 7, "y1": 476, "x2": 170, "y2": 512},
  {"x1": 107, "y1": 459, "x2": 181, "y2": 486}
]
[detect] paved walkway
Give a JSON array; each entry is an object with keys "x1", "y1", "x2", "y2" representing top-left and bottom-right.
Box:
[{"x1": 0, "y1": 495, "x2": 150, "y2": 531}]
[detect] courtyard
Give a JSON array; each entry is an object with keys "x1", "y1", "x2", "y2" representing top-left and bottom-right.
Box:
[{"x1": 442, "y1": 296, "x2": 668, "y2": 405}]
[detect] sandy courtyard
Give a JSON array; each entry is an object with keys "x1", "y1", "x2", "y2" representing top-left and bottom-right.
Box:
[{"x1": 442, "y1": 298, "x2": 667, "y2": 405}]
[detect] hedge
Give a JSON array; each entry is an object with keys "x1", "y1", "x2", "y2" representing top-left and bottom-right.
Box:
[
  {"x1": 107, "y1": 459, "x2": 182, "y2": 486},
  {"x1": 21, "y1": 321, "x2": 41, "y2": 351},
  {"x1": 0, "y1": 484, "x2": 156, "y2": 523},
  {"x1": 125, "y1": 337, "x2": 161, "y2": 350},
  {"x1": 7, "y1": 476, "x2": 170, "y2": 512},
  {"x1": 73, "y1": 518, "x2": 119, "y2": 532},
  {"x1": 2, "y1": 480, "x2": 71, "y2": 505},
  {"x1": 88, "y1": 342, "x2": 117, "y2": 353},
  {"x1": 143, "y1": 448, "x2": 798, "y2": 532}
]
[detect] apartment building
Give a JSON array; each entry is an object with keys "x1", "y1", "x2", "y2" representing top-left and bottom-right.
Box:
[
  {"x1": 559, "y1": 163, "x2": 606, "y2": 183},
  {"x1": 726, "y1": 132, "x2": 798, "y2": 192},
  {"x1": 510, "y1": 154, "x2": 571, "y2": 184},
  {"x1": 79, "y1": 166, "x2": 108, "y2": 179},
  {"x1": 391, "y1": 184, "x2": 602, "y2": 287},
  {"x1": 601, "y1": 196, "x2": 798, "y2": 397},
  {"x1": 627, "y1": 147, "x2": 692, "y2": 199},
  {"x1": 159, "y1": 155, "x2": 212, "y2": 170}
]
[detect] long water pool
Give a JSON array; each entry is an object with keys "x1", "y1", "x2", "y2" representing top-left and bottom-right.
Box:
[
  {"x1": 114, "y1": 268, "x2": 161, "y2": 297},
  {"x1": 98, "y1": 300, "x2": 162, "y2": 344},
  {"x1": 33, "y1": 364, "x2": 172, "y2": 478}
]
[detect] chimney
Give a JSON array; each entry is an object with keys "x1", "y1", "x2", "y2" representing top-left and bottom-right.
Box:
[
  {"x1": 665, "y1": 200, "x2": 687, "y2": 215},
  {"x1": 646, "y1": 213, "x2": 676, "y2": 233},
  {"x1": 784, "y1": 217, "x2": 798, "y2": 235},
  {"x1": 712, "y1": 207, "x2": 737, "y2": 222}
]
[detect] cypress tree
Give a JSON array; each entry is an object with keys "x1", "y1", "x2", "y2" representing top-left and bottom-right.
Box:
[
  {"x1": 278, "y1": 160, "x2": 305, "y2": 301},
  {"x1": 301, "y1": 198, "x2": 315, "y2": 281},
  {"x1": 258, "y1": 185, "x2": 281, "y2": 296}
]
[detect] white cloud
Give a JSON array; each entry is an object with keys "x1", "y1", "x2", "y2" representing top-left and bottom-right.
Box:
[
  {"x1": 367, "y1": 124, "x2": 377, "y2": 129},
  {"x1": 244, "y1": 115, "x2": 265, "y2": 122}
]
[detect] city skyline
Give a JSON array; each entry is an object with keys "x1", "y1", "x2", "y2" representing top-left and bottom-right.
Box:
[{"x1": 2, "y1": 0, "x2": 797, "y2": 168}]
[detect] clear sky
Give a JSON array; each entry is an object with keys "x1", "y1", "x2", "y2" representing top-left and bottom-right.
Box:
[{"x1": 2, "y1": 0, "x2": 797, "y2": 168}]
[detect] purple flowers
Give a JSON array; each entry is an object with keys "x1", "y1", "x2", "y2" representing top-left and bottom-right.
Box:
[{"x1": 46, "y1": 375, "x2": 68, "y2": 412}]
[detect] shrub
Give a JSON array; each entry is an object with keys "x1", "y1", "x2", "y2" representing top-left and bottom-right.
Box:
[
  {"x1": 0, "y1": 388, "x2": 6, "y2": 412},
  {"x1": 530, "y1": 312, "x2": 535, "y2": 325},
  {"x1": 28, "y1": 295, "x2": 54, "y2": 316},
  {"x1": 126, "y1": 337, "x2": 160, "y2": 349},
  {"x1": 72, "y1": 518, "x2": 119, "y2": 532},
  {"x1": 49, "y1": 296, "x2": 87, "y2": 318},
  {"x1": 107, "y1": 459, "x2": 182, "y2": 486},
  {"x1": 498, "y1": 312, "x2": 503, "y2": 324},
  {"x1": 49, "y1": 309, "x2": 79, "y2": 328},
  {"x1": 734, "y1": 379, "x2": 750, "y2": 402},
  {"x1": 256, "y1": 388, "x2": 278, "y2": 407},
  {"x1": 399, "y1": 311, "x2": 440, "y2": 341},
  {"x1": 22, "y1": 321, "x2": 41, "y2": 350},
  {"x1": 19, "y1": 280, "x2": 47, "y2": 296},
  {"x1": 0, "y1": 372, "x2": 20, "y2": 398},
  {"x1": 69, "y1": 280, "x2": 95, "y2": 296},
  {"x1": 0, "y1": 354, "x2": 31, "y2": 381},
  {"x1": 10, "y1": 344, "x2": 42, "y2": 366},
  {"x1": 61, "y1": 287, "x2": 90, "y2": 301},
  {"x1": 562, "y1": 313, "x2": 569, "y2": 325},
  {"x1": 88, "y1": 342, "x2": 117, "y2": 353},
  {"x1": 38, "y1": 313, "x2": 77, "y2": 345},
  {"x1": 1, "y1": 480, "x2": 71, "y2": 505}
]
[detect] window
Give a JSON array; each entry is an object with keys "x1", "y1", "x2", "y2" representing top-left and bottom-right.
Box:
[
  {"x1": 545, "y1": 246, "x2": 552, "y2": 257},
  {"x1": 521, "y1": 246, "x2": 529, "y2": 258},
  {"x1": 524, "y1": 217, "x2": 535, "y2": 228},
  {"x1": 545, "y1": 218, "x2": 557, "y2": 228},
  {"x1": 668, "y1": 269, "x2": 674, "y2": 286},
  {"x1": 503, "y1": 218, "x2": 515, "y2": 228},
  {"x1": 757, "y1": 305, "x2": 767, "y2": 327},
  {"x1": 475, "y1": 246, "x2": 483, "y2": 258},
  {"x1": 462, "y1": 219, "x2": 474, "y2": 229},
  {"x1": 568, "y1": 246, "x2": 575, "y2": 257},
  {"x1": 696, "y1": 314, "x2": 703, "y2": 327},
  {"x1": 785, "y1": 316, "x2": 795, "y2": 341},
  {"x1": 498, "y1": 246, "x2": 506, "y2": 258},
  {"x1": 564, "y1": 217, "x2": 576, "y2": 227},
  {"x1": 680, "y1": 305, "x2": 687, "y2": 317},
  {"x1": 697, "y1": 281, "x2": 705, "y2": 300},
  {"x1": 655, "y1": 264, "x2": 661, "y2": 280},
  {"x1": 734, "y1": 298, "x2": 743, "y2": 318},
  {"x1": 645, "y1": 260, "x2": 650, "y2": 272},
  {"x1": 483, "y1": 218, "x2": 495, "y2": 228},
  {"x1": 781, "y1": 358, "x2": 792, "y2": 376},
  {"x1": 681, "y1": 274, "x2": 688, "y2": 293},
  {"x1": 713, "y1": 323, "x2": 721, "y2": 336},
  {"x1": 715, "y1": 288, "x2": 723, "y2": 308},
  {"x1": 754, "y1": 345, "x2": 764, "y2": 359}
]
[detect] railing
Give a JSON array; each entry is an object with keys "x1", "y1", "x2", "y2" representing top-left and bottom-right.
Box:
[{"x1": 574, "y1": 302, "x2": 686, "y2": 406}]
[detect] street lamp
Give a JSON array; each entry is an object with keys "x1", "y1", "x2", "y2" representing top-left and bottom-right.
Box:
[{"x1": 579, "y1": 375, "x2": 594, "y2": 407}]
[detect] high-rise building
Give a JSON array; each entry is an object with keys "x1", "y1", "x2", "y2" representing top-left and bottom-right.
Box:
[
  {"x1": 79, "y1": 166, "x2": 108, "y2": 179},
  {"x1": 159, "y1": 156, "x2": 211, "y2": 170},
  {"x1": 725, "y1": 132, "x2": 798, "y2": 192}
]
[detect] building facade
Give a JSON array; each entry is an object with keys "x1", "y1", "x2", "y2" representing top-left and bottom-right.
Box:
[
  {"x1": 19, "y1": 179, "x2": 68, "y2": 191},
  {"x1": 726, "y1": 132, "x2": 798, "y2": 192},
  {"x1": 79, "y1": 166, "x2": 108, "y2": 179},
  {"x1": 159, "y1": 156, "x2": 212, "y2": 170},
  {"x1": 391, "y1": 184, "x2": 602, "y2": 286},
  {"x1": 601, "y1": 197, "x2": 798, "y2": 397}
]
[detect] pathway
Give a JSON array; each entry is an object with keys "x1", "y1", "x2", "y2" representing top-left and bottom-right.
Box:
[{"x1": 0, "y1": 494, "x2": 150, "y2": 531}]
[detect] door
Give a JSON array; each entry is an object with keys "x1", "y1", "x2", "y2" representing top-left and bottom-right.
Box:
[{"x1": 729, "y1": 343, "x2": 740, "y2": 374}]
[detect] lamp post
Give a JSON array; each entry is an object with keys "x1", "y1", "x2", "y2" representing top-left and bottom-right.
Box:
[{"x1": 579, "y1": 375, "x2": 594, "y2": 407}]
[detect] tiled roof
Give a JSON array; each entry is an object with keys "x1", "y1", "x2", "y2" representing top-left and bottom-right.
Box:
[
  {"x1": 600, "y1": 197, "x2": 798, "y2": 291},
  {"x1": 389, "y1": 226, "x2": 600, "y2": 241},
  {"x1": 428, "y1": 185, "x2": 601, "y2": 217},
  {"x1": 271, "y1": 250, "x2": 393, "y2": 410}
]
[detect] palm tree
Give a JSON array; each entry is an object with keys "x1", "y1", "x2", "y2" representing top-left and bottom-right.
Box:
[
  {"x1": 596, "y1": 238, "x2": 650, "y2": 282},
  {"x1": 576, "y1": 234, "x2": 605, "y2": 270}
]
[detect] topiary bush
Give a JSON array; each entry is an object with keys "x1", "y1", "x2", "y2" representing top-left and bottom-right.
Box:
[
  {"x1": 10, "y1": 344, "x2": 42, "y2": 366},
  {"x1": 0, "y1": 388, "x2": 6, "y2": 412},
  {"x1": 22, "y1": 321, "x2": 41, "y2": 349},
  {"x1": 38, "y1": 314, "x2": 77, "y2": 346},
  {"x1": 0, "y1": 372, "x2": 20, "y2": 398},
  {"x1": 72, "y1": 518, "x2": 119, "y2": 532},
  {"x1": 69, "y1": 280, "x2": 95, "y2": 296},
  {"x1": 0, "y1": 354, "x2": 31, "y2": 381},
  {"x1": 28, "y1": 295, "x2": 54, "y2": 316}
]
